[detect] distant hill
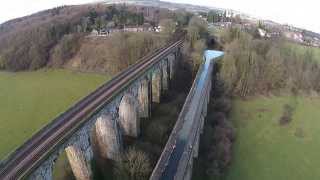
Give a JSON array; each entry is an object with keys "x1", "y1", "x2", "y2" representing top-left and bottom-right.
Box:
[
  {"x1": 103, "y1": 0, "x2": 219, "y2": 12},
  {"x1": 0, "y1": 4, "x2": 104, "y2": 71}
]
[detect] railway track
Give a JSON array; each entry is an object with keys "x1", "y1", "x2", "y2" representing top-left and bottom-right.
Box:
[{"x1": 0, "y1": 36, "x2": 184, "y2": 180}]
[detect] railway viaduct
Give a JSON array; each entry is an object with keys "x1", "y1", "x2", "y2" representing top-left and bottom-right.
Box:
[{"x1": 0, "y1": 36, "x2": 224, "y2": 180}]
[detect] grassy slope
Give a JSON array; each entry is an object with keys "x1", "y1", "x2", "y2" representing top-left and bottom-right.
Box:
[
  {"x1": 225, "y1": 96, "x2": 320, "y2": 180},
  {"x1": 0, "y1": 69, "x2": 109, "y2": 159}
]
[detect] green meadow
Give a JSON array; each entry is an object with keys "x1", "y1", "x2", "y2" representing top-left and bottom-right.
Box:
[
  {"x1": 225, "y1": 96, "x2": 320, "y2": 180},
  {"x1": 0, "y1": 69, "x2": 109, "y2": 160}
]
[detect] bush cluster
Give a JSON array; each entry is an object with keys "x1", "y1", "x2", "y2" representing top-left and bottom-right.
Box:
[
  {"x1": 114, "y1": 147, "x2": 151, "y2": 180},
  {"x1": 198, "y1": 78, "x2": 235, "y2": 179},
  {"x1": 69, "y1": 32, "x2": 166, "y2": 75}
]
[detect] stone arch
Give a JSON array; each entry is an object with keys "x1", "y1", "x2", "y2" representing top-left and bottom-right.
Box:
[
  {"x1": 51, "y1": 128, "x2": 93, "y2": 180},
  {"x1": 119, "y1": 94, "x2": 140, "y2": 137},
  {"x1": 152, "y1": 69, "x2": 162, "y2": 103},
  {"x1": 162, "y1": 59, "x2": 169, "y2": 91},
  {"x1": 138, "y1": 78, "x2": 152, "y2": 118},
  {"x1": 65, "y1": 145, "x2": 92, "y2": 180},
  {"x1": 168, "y1": 54, "x2": 176, "y2": 80},
  {"x1": 52, "y1": 150, "x2": 76, "y2": 180},
  {"x1": 94, "y1": 114, "x2": 121, "y2": 161}
]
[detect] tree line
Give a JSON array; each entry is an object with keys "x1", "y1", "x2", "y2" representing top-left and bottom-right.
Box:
[
  {"x1": 203, "y1": 10, "x2": 233, "y2": 23},
  {"x1": 218, "y1": 27, "x2": 320, "y2": 97},
  {"x1": 78, "y1": 5, "x2": 145, "y2": 34}
]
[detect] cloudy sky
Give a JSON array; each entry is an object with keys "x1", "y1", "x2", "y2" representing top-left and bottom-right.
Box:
[{"x1": 0, "y1": 0, "x2": 319, "y2": 33}]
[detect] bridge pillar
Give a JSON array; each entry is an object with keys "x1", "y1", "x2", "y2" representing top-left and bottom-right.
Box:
[
  {"x1": 152, "y1": 69, "x2": 162, "y2": 103},
  {"x1": 65, "y1": 145, "x2": 92, "y2": 180},
  {"x1": 168, "y1": 54, "x2": 175, "y2": 81},
  {"x1": 95, "y1": 114, "x2": 121, "y2": 161},
  {"x1": 138, "y1": 78, "x2": 151, "y2": 118},
  {"x1": 162, "y1": 59, "x2": 169, "y2": 91},
  {"x1": 119, "y1": 94, "x2": 140, "y2": 137}
]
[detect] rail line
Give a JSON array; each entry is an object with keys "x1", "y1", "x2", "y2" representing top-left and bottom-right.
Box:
[{"x1": 0, "y1": 36, "x2": 184, "y2": 180}]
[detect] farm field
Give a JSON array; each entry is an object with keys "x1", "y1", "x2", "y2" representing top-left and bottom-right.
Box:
[
  {"x1": 0, "y1": 69, "x2": 110, "y2": 160},
  {"x1": 225, "y1": 96, "x2": 320, "y2": 180}
]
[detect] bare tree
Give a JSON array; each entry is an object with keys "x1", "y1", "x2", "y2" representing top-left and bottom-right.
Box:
[{"x1": 114, "y1": 147, "x2": 151, "y2": 180}]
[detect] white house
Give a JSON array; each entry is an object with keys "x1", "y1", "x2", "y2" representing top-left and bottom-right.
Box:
[{"x1": 90, "y1": 29, "x2": 99, "y2": 36}]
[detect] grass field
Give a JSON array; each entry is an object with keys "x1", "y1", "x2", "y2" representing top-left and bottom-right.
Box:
[
  {"x1": 225, "y1": 96, "x2": 320, "y2": 180},
  {"x1": 0, "y1": 69, "x2": 109, "y2": 160},
  {"x1": 282, "y1": 42, "x2": 320, "y2": 62}
]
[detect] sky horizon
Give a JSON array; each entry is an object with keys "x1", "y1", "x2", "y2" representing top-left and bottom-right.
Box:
[{"x1": 0, "y1": 0, "x2": 319, "y2": 33}]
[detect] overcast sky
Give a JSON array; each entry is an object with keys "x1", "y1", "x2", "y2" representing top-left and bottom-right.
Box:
[{"x1": 0, "y1": 0, "x2": 319, "y2": 33}]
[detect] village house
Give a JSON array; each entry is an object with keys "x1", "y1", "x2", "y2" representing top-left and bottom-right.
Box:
[
  {"x1": 90, "y1": 29, "x2": 99, "y2": 36},
  {"x1": 89, "y1": 22, "x2": 155, "y2": 37}
]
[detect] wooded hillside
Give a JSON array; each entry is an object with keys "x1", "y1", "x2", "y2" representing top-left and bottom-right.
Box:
[{"x1": 0, "y1": 3, "x2": 173, "y2": 72}]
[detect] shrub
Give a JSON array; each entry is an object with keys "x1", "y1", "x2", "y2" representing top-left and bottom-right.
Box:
[
  {"x1": 145, "y1": 121, "x2": 168, "y2": 145},
  {"x1": 29, "y1": 43, "x2": 47, "y2": 70},
  {"x1": 199, "y1": 93, "x2": 235, "y2": 179},
  {"x1": 209, "y1": 112, "x2": 226, "y2": 126},
  {"x1": 0, "y1": 55, "x2": 4, "y2": 69},
  {"x1": 212, "y1": 77, "x2": 227, "y2": 98},
  {"x1": 133, "y1": 142, "x2": 162, "y2": 165},
  {"x1": 213, "y1": 98, "x2": 232, "y2": 114},
  {"x1": 50, "y1": 34, "x2": 82, "y2": 67},
  {"x1": 204, "y1": 125, "x2": 233, "y2": 177},
  {"x1": 114, "y1": 147, "x2": 151, "y2": 180},
  {"x1": 294, "y1": 127, "x2": 305, "y2": 138},
  {"x1": 206, "y1": 161, "x2": 222, "y2": 179},
  {"x1": 279, "y1": 104, "x2": 295, "y2": 126},
  {"x1": 187, "y1": 16, "x2": 208, "y2": 48},
  {"x1": 159, "y1": 19, "x2": 176, "y2": 37}
]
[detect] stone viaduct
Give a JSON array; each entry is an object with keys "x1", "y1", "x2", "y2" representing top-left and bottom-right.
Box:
[{"x1": 0, "y1": 39, "x2": 183, "y2": 180}]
